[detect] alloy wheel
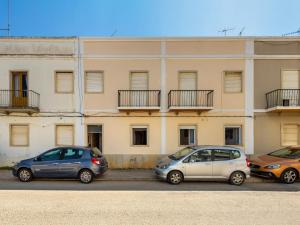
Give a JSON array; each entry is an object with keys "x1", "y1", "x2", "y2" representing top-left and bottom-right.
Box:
[
  {"x1": 18, "y1": 169, "x2": 32, "y2": 182},
  {"x1": 230, "y1": 172, "x2": 245, "y2": 185},
  {"x1": 168, "y1": 171, "x2": 183, "y2": 184},
  {"x1": 282, "y1": 170, "x2": 297, "y2": 184},
  {"x1": 80, "y1": 170, "x2": 93, "y2": 183}
]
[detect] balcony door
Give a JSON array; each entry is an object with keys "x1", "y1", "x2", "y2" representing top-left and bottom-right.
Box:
[
  {"x1": 179, "y1": 72, "x2": 197, "y2": 106},
  {"x1": 281, "y1": 71, "x2": 300, "y2": 106},
  {"x1": 11, "y1": 72, "x2": 28, "y2": 107},
  {"x1": 130, "y1": 72, "x2": 148, "y2": 107}
]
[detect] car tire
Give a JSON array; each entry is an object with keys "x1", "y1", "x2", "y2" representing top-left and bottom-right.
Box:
[
  {"x1": 79, "y1": 169, "x2": 94, "y2": 184},
  {"x1": 167, "y1": 171, "x2": 183, "y2": 185},
  {"x1": 229, "y1": 171, "x2": 245, "y2": 186},
  {"x1": 18, "y1": 168, "x2": 33, "y2": 182},
  {"x1": 280, "y1": 169, "x2": 298, "y2": 184}
]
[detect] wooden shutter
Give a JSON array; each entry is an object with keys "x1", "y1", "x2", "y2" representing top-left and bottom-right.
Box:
[
  {"x1": 56, "y1": 125, "x2": 74, "y2": 146},
  {"x1": 282, "y1": 71, "x2": 299, "y2": 89},
  {"x1": 282, "y1": 124, "x2": 298, "y2": 146},
  {"x1": 86, "y1": 72, "x2": 103, "y2": 93},
  {"x1": 224, "y1": 72, "x2": 242, "y2": 93},
  {"x1": 130, "y1": 72, "x2": 148, "y2": 90},
  {"x1": 56, "y1": 72, "x2": 73, "y2": 93},
  {"x1": 179, "y1": 72, "x2": 197, "y2": 90},
  {"x1": 11, "y1": 125, "x2": 29, "y2": 146}
]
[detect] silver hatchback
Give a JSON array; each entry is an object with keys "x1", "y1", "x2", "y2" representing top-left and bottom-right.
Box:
[{"x1": 155, "y1": 146, "x2": 250, "y2": 185}]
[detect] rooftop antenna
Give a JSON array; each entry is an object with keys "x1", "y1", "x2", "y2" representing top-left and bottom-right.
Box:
[
  {"x1": 0, "y1": 0, "x2": 10, "y2": 36},
  {"x1": 218, "y1": 27, "x2": 235, "y2": 36},
  {"x1": 282, "y1": 27, "x2": 300, "y2": 36},
  {"x1": 110, "y1": 29, "x2": 118, "y2": 37},
  {"x1": 239, "y1": 27, "x2": 245, "y2": 36}
]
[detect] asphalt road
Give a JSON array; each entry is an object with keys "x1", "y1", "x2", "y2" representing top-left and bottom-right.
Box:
[{"x1": 0, "y1": 187, "x2": 300, "y2": 225}]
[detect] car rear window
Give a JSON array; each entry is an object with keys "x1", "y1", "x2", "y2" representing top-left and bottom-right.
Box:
[{"x1": 90, "y1": 147, "x2": 102, "y2": 157}]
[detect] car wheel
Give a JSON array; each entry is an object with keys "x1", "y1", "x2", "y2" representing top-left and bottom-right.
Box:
[
  {"x1": 79, "y1": 169, "x2": 93, "y2": 184},
  {"x1": 229, "y1": 171, "x2": 245, "y2": 186},
  {"x1": 18, "y1": 168, "x2": 33, "y2": 182},
  {"x1": 167, "y1": 171, "x2": 183, "y2": 185},
  {"x1": 280, "y1": 169, "x2": 298, "y2": 184}
]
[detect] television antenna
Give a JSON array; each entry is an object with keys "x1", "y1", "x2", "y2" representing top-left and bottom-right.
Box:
[
  {"x1": 0, "y1": 0, "x2": 10, "y2": 36},
  {"x1": 239, "y1": 27, "x2": 245, "y2": 36},
  {"x1": 110, "y1": 29, "x2": 118, "y2": 37},
  {"x1": 282, "y1": 27, "x2": 300, "y2": 36},
  {"x1": 218, "y1": 27, "x2": 235, "y2": 36}
]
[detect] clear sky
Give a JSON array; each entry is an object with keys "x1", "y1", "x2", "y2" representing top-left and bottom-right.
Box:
[{"x1": 0, "y1": 0, "x2": 299, "y2": 37}]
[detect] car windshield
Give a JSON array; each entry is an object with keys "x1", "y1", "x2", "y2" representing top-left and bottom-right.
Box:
[
  {"x1": 169, "y1": 147, "x2": 194, "y2": 160},
  {"x1": 268, "y1": 148, "x2": 300, "y2": 159}
]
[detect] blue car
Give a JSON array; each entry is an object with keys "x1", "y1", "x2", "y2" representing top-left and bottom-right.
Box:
[{"x1": 12, "y1": 146, "x2": 108, "y2": 183}]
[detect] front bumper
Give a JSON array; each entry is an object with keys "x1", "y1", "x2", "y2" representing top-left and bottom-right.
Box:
[
  {"x1": 154, "y1": 167, "x2": 169, "y2": 180},
  {"x1": 250, "y1": 169, "x2": 277, "y2": 179}
]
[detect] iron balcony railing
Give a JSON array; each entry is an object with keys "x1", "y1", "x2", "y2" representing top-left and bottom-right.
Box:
[
  {"x1": 266, "y1": 89, "x2": 300, "y2": 108},
  {"x1": 118, "y1": 90, "x2": 161, "y2": 108},
  {"x1": 168, "y1": 90, "x2": 214, "y2": 108},
  {"x1": 0, "y1": 90, "x2": 40, "y2": 110}
]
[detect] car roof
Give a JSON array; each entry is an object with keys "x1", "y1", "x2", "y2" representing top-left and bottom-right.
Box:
[
  {"x1": 54, "y1": 145, "x2": 92, "y2": 151},
  {"x1": 190, "y1": 145, "x2": 242, "y2": 151}
]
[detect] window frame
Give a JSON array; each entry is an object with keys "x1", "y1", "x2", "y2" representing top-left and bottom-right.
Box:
[
  {"x1": 178, "y1": 125, "x2": 197, "y2": 146},
  {"x1": 178, "y1": 71, "x2": 198, "y2": 90},
  {"x1": 130, "y1": 125, "x2": 149, "y2": 147},
  {"x1": 212, "y1": 149, "x2": 232, "y2": 161},
  {"x1": 55, "y1": 124, "x2": 75, "y2": 146},
  {"x1": 54, "y1": 71, "x2": 74, "y2": 94},
  {"x1": 281, "y1": 123, "x2": 299, "y2": 146},
  {"x1": 39, "y1": 148, "x2": 64, "y2": 162},
  {"x1": 10, "y1": 124, "x2": 30, "y2": 147},
  {"x1": 85, "y1": 71, "x2": 104, "y2": 94},
  {"x1": 223, "y1": 71, "x2": 243, "y2": 94},
  {"x1": 224, "y1": 125, "x2": 242, "y2": 146},
  {"x1": 129, "y1": 71, "x2": 149, "y2": 90}
]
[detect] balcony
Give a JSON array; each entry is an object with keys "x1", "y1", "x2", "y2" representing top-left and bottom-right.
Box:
[
  {"x1": 0, "y1": 90, "x2": 40, "y2": 114},
  {"x1": 266, "y1": 89, "x2": 300, "y2": 112},
  {"x1": 168, "y1": 90, "x2": 214, "y2": 111},
  {"x1": 118, "y1": 90, "x2": 161, "y2": 111}
]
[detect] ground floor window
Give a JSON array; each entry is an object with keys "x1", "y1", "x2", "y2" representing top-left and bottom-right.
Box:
[
  {"x1": 10, "y1": 124, "x2": 29, "y2": 146},
  {"x1": 132, "y1": 126, "x2": 148, "y2": 146},
  {"x1": 179, "y1": 126, "x2": 196, "y2": 146},
  {"x1": 282, "y1": 124, "x2": 299, "y2": 146},
  {"x1": 56, "y1": 125, "x2": 74, "y2": 146},
  {"x1": 225, "y1": 126, "x2": 242, "y2": 145}
]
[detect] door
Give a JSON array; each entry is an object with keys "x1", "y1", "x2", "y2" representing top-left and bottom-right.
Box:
[
  {"x1": 87, "y1": 125, "x2": 102, "y2": 152},
  {"x1": 31, "y1": 148, "x2": 64, "y2": 178},
  {"x1": 59, "y1": 148, "x2": 84, "y2": 177},
  {"x1": 179, "y1": 72, "x2": 197, "y2": 106},
  {"x1": 212, "y1": 149, "x2": 233, "y2": 178},
  {"x1": 183, "y1": 149, "x2": 212, "y2": 178},
  {"x1": 281, "y1": 71, "x2": 300, "y2": 106},
  {"x1": 130, "y1": 72, "x2": 148, "y2": 107},
  {"x1": 11, "y1": 72, "x2": 28, "y2": 107}
]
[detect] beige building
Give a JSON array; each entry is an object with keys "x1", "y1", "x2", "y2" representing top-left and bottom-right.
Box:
[{"x1": 0, "y1": 36, "x2": 299, "y2": 168}]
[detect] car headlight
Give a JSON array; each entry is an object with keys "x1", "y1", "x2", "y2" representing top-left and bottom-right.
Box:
[
  {"x1": 160, "y1": 164, "x2": 170, "y2": 169},
  {"x1": 265, "y1": 164, "x2": 281, "y2": 169}
]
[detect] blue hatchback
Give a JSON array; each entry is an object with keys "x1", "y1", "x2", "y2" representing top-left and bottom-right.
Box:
[{"x1": 12, "y1": 146, "x2": 108, "y2": 183}]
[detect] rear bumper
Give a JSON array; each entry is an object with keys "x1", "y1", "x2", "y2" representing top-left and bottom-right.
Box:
[{"x1": 92, "y1": 164, "x2": 108, "y2": 176}]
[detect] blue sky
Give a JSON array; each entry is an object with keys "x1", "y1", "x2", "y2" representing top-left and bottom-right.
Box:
[{"x1": 0, "y1": 0, "x2": 299, "y2": 37}]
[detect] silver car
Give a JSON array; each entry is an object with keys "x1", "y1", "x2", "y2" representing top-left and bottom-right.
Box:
[{"x1": 155, "y1": 145, "x2": 250, "y2": 185}]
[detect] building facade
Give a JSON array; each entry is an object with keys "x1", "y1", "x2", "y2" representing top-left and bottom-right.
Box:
[{"x1": 0, "y1": 37, "x2": 299, "y2": 168}]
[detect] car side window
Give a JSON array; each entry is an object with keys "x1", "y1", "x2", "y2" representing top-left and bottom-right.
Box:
[
  {"x1": 40, "y1": 149, "x2": 63, "y2": 161},
  {"x1": 186, "y1": 150, "x2": 212, "y2": 163},
  {"x1": 213, "y1": 149, "x2": 231, "y2": 161},
  {"x1": 63, "y1": 148, "x2": 84, "y2": 160},
  {"x1": 231, "y1": 150, "x2": 241, "y2": 159}
]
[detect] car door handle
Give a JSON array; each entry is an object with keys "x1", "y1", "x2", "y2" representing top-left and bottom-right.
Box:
[
  {"x1": 73, "y1": 162, "x2": 81, "y2": 164},
  {"x1": 61, "y1": 163, "x2": 71, "y2": 165}
]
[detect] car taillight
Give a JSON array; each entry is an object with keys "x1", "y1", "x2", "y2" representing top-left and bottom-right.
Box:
[
  {"x1": 246, "y1": 158, "x2": 250, "y2": 167},
  {"x1": 91, "y1": 157, "x2": 101, "y2": 165}
]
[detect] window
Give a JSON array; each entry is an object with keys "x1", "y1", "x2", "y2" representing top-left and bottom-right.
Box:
[
  {"x1": 179, "y1": 126, "x2": 196, "y2": 145},
  {"x1": 63, "y1": 148, "x2": 83, "y2": 160},
  {"x1": 55, "y1": 71, "x2": 74, "y2": 93},
  {"x1": 231, "y1": 150, "x2": 241, "y2": 159},
  {"x1": 224, "y1": 71, "x2": 242, "y2": 93},
  {"x1": 10, "y1": 125, "x2": 29, "y2": 146},
  {"x1": 56, "y1": 125, "x2": 74, "y2": 146},
  {"x1": 179, "y1": 72, "x2": 197, "y2": 90},
  {"x1": 85, "y1": 71, "x2": 104, "y2": 93},
  {"x1": 213, "y1": 149, "x2": 231, "y2": 161},
  {"x1": 282, "y1": 124, "x2": 298, "y2": 146},
  {"x1": 225, "y1": 126, "x2": 242, "y2": 145},
  {"x1": 186, "y1": 150, "x2": 212, "y2": 163},
  {"x1": 40, "y1": 149, "x2": 63, "y2": 161},
  {"x1": 132, "y1": 126, "x2": 148, "y2": 146}
]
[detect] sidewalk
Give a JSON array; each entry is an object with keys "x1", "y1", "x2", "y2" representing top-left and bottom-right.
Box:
[{"x1": 0, "y1": 169, "x2": 272, "y2": 183}]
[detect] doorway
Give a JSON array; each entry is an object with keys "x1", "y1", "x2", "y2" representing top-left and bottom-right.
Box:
[
  {"x1": 11, "y1": 72, "x2": 28, "y2": 107},
  {"x1": 87, "y1": 125, "x2": 102, "y2": 152}
]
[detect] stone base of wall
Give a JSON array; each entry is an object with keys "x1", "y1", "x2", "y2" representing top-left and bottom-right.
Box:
[{"x1": 105, "y1": 154, "x2": 167, "y2": 169}]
